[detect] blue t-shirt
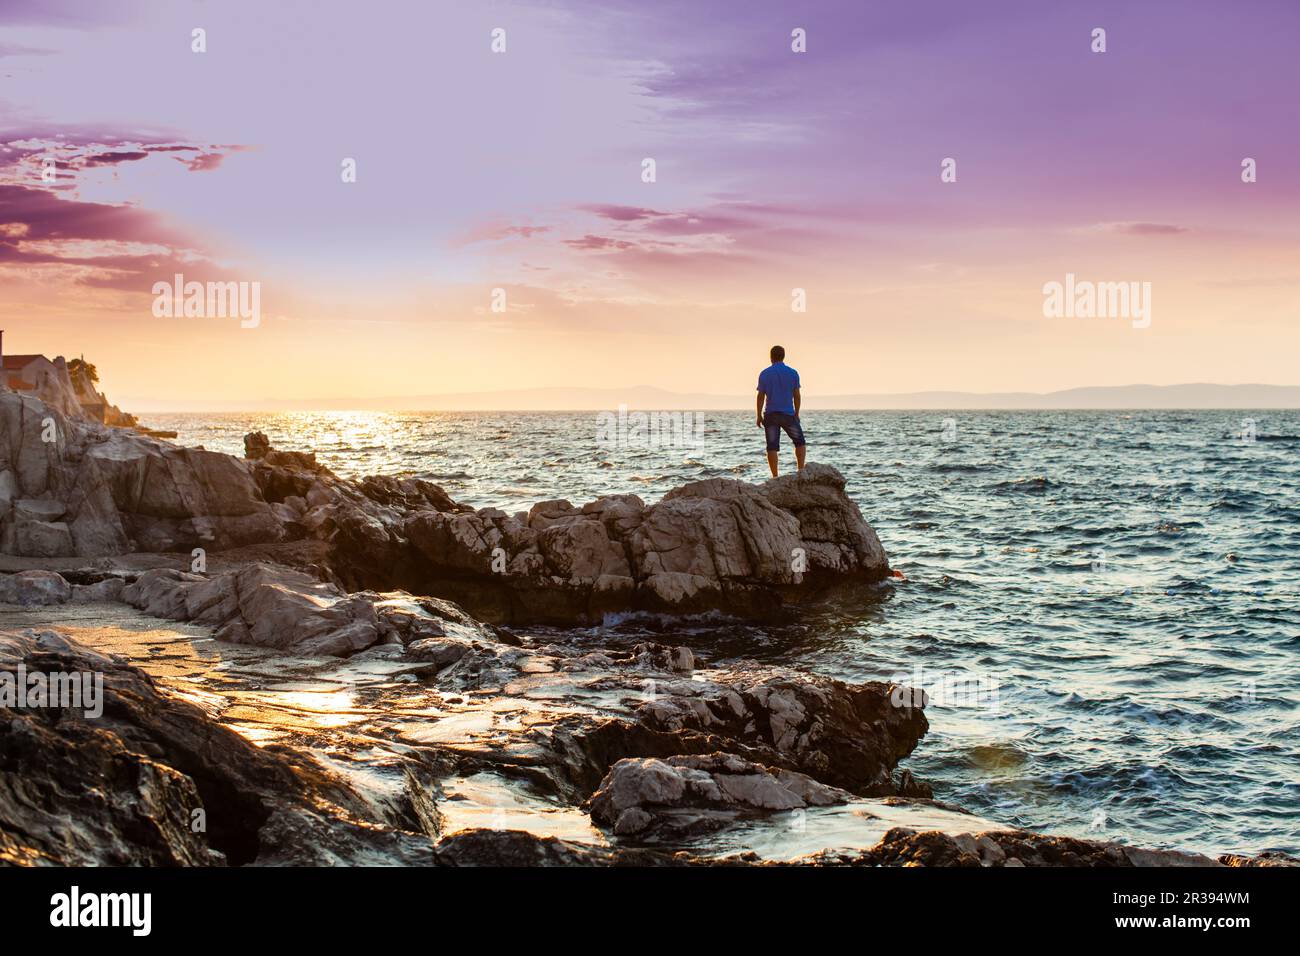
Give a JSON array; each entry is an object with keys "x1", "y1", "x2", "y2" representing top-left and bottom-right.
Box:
[{"x1": 757, "y1": 362, "x2": 800, "y2": 415}]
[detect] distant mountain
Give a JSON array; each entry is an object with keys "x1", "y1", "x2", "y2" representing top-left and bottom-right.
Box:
[
  {"x1": 813, "y1": 383, "x2": 1300, "y2": 410},
  {"x1": 125, "y1": 383, "x2": 1300, "y2": 413}
]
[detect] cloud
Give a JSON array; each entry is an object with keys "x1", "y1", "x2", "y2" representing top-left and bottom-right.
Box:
[
  {"x1": 0, "y1": 133, "x2": 249, "y2": 182},
  {"x1": 177, "y1": 152, "x2": 224, "y2": 172},
  {"x1": 580, "y1": 204, "x2": 668, "y2": 222},
  {"x1": 454, "y1": 220, "x2": 552, "y2": 245},
  {"x1": 563, "y1": 234, "x2": 636, "y2": 251},
  {"x1": 0, "y1": 42, "x2": 54, "y2": 57},
  {"x1": 0, "y1": 183, "x2": 226, "y2": 292},
  {"x1": 1092, "y1": 221, "x2": 1191, "y2": 236},
  {"x1": 82, "y1": 150, "x2": 149, "y2": 167}
]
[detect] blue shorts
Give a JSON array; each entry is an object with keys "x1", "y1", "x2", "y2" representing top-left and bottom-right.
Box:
[{"x1": 764, "y1": 411, "x2": 806, "y2": 452}]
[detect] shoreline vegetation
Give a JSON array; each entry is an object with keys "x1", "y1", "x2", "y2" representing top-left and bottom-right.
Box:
[{"x1": 0, "y1": 369, "x2": 1294, "y2": 867}]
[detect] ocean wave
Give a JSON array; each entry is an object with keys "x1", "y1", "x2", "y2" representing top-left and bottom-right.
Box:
[{"x1": 991, "y1": 476, "x2": 1057, "y2": 492}]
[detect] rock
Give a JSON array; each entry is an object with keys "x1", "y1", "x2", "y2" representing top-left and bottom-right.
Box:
[
  {"x1": 0, "y1": 470, "x2": 18, "y2": 511},
  {"x1": 432, "y1": 828, "x2": 681, "y2": 866},
  {"x1": 1218, "y1": 851, "x2": 1300, "y2": 867},
  {"x1": 0, "y1": 570, "x2": 72, "y2": 605},
  {"x1": 403, "y1": 629, "x2": 929, "y2": 802},
  {"x1": 1123, "y1": 846, "x2": 1226, "y2": 868},
  {"x1": 0, "y1": 391, "x2": 284, "y2": 557},
  {"x1": 121, "y1": 563, "x2": 499, "y2": 657},
  {"x1": 0, "y1": 628, "x2": 435, "y2": 865},
  {"x1": 71, "y1": 577, "x2": 126, "y2": 602},
  {"x1": 2, "y1": 394, "x2": 892, "y2": 624},
  {"x1": 625, "y1": 667, "x2": 930, "y2": 795},
  {"x1": 851, "y1": 828, "x2": 1225, "y2": 868},
  {"x1": 13, "y1": 518, "x2": 75, "y2": 557},
  {"x1": 244, "y1": 431, "x2": 272, "y2": 459},
  {"x1": 589, "y1": 753, "x2": 851, "y2": 839},
  {"x1": 761, "y1": 465, "x2": 888, "y2": 576},
  {"x1": 13, "y1": 497, "x2": 66, "y2": 521},
  {"x1": 393, "y1": 464, "x2": 890, "y2": 624}
]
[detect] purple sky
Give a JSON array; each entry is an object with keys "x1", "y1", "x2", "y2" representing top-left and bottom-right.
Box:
[{"x1": 1, "y1": 0, "x2": 1298, "y2": 407}]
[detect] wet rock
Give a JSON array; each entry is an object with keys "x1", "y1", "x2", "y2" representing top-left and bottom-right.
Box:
[
  {"x1": 408, "y1": 632, "x2": 929, "y2": 802},
  {"x1": 1218, "y1": 850, "x2": 1300, "y2": 867},
  {"x1": 589, "y1": 753, "x2": 851, "y2": 839},
  {"x1": 432, "y1": 828, "x2": 682, "y2": 866},
  {"x1": 845, "y1": 828, "x2": 1225, "y2": 867},
  {"x1": 0, "y1": 628, "x2": 434, "y2": 865}
]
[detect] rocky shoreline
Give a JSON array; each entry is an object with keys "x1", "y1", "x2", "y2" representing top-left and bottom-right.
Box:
[{"x1": 0, "y1": 389, "x2": 1290, "y2": 867}]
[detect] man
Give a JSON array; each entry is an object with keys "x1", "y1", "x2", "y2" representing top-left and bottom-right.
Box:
[{"x1": 755, "y1": 344, "x2": 806, "y2": 477}]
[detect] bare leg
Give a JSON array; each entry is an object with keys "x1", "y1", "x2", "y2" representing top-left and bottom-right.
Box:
[
  {"x1": 795, "y1": 445, "x2": 806, "y2": 471},
  {"x1": 767, "y1": 450, "x2": 779, "y2": 477}
]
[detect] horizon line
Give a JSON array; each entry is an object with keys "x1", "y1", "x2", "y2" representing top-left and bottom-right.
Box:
[{"x1": 121, "y1": 382, "x2": 1300, "y2": 414}]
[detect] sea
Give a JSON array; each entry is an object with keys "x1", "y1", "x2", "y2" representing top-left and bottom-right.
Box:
[{"x1": 138, "y1": 408, "x2": 1300, "y2": 857}]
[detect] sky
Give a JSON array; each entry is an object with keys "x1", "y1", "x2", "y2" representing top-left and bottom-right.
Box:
[{"x1": 1, "y1": 0, "x2": 1298, "y2": 410}]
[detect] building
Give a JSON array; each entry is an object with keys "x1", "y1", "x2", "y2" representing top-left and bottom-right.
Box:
[
  {"x1": 2, "y1": 349, "x2": 58, "y2": 393},
  {"x1": 0, "y1": 329, "x2": 90, "y2": 417}
]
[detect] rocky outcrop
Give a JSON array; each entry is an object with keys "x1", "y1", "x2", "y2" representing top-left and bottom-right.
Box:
[
  {"x1": 0, "y1": 391, "x2": 282, "y2": 557},
  {"x1": 0, "y1": 628, "x2": 436, "y2": 865},
  {"x1": 397, "y1": 464, "x2": 887, "y2": 623},
  {"x1": 2, "y1": 391, "x2": 891, "y2": 622},
  {"x1": 236, "y1": 430, "x2": 890, "y2": 623},
  {"x1": 312, "y1": 461, "x2": 887, "y2": 624},
  {"x1": 119, "y1": 563, "x2": 500, "y2": 656}
]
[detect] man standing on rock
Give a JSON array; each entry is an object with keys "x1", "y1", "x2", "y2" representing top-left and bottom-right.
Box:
[{"x1": 756, "y1": 345, "x2": 806, "y2": 477}]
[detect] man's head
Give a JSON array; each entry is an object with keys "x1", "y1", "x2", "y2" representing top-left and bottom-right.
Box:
[{"x1": 770, "y1": 345, "x2": 785, "y2": 363}]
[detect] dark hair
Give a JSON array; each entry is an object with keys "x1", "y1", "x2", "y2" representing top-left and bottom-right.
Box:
[{"x1": 770, "y1": 345, "x2": 785, "y2": 362}]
